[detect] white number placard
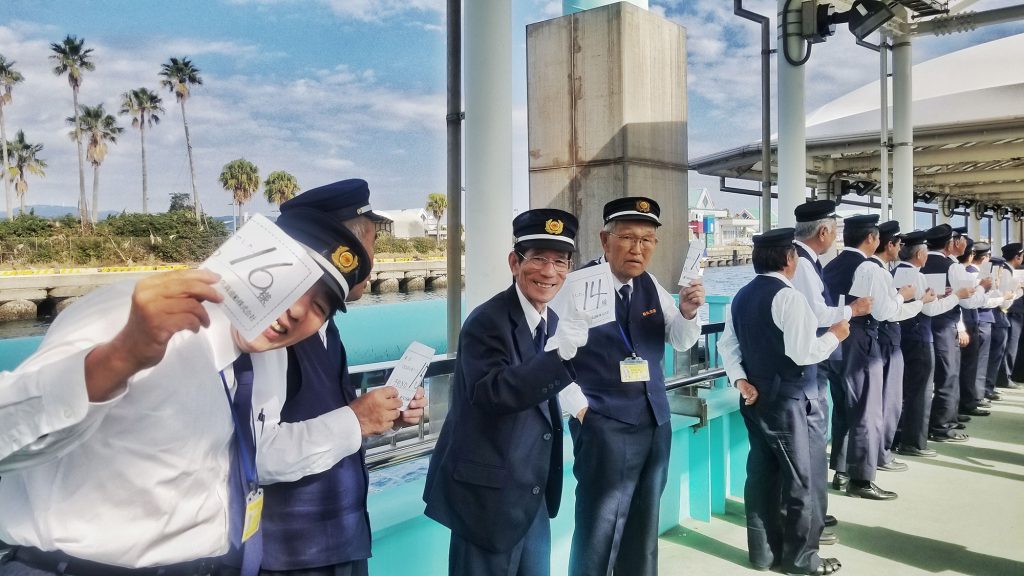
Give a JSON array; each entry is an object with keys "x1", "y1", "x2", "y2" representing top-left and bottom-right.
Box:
[
  {"x1": 202, "y1": 214, "x2": 321, "y2": 341},
  {"x1": 678, "y1": 242, "x2": 706, "y2": 286},
  {"x1": 548, "y1": 263, "x2": 615, "y2": 328},
  {"x1": 893, "y1": 267, "x2": 920, "y2": 298},
  {"x1": 924, "y1": 273, "x2": 947, "y2": 296},
  {"x1": 386, "y1": 341, "x2": 435, "y2": 410}
]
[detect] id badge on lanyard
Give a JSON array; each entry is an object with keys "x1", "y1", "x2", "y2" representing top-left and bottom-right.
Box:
[
  {"x1": 620, "y1": 356, "x2": 650, "y2": 382},
  {"x1": 220, "y1": 370, "x2": 263, "y2": 543}
]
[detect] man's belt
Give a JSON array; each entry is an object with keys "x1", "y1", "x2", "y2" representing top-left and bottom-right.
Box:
[{"x1": 10, "y1": 547, "x2": 221, "y2": 576}]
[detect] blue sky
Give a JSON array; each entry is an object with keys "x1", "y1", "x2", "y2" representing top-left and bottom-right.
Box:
[{"x1": 0, "y1": 0, "x2": 1021, "y2": 218}]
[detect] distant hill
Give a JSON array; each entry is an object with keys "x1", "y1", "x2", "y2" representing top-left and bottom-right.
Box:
[{"x1": 0, "y1": 205, "x2": 121, "y2": 220}]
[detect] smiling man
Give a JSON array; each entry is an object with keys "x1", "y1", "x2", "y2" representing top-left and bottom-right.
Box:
[
  {"x1": 0, "y1": 193, "x2": 400, "y2": 576},
  {"x1": 560, "y1": 197, "x2": 704, "y2": 576},
  {"x1": 424, "y1": 208, "x2": 588, "y2": 576}
]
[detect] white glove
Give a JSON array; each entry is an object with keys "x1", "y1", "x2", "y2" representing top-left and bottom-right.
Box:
[{"x1": 545, "y1": 307, "x2": 590, "y2": 360}]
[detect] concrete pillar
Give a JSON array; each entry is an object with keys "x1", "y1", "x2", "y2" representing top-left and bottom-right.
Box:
[
  {"x1": 968, "y1": 209, "x2": 983, "y2": 240},
  {"x1": 777, "y1": 0, "x2": 806, "y2": 228},
  {"x1": 527, "y1": 2, "x2": 688, "y2": 283},
  {"x1": 879, "y1": 34, "x2": 890, "y2": 221},
  {"x1": 465, "y1": 0, "x2": 513, "y2": 310},
  {"x1": 993, "y1": 215, "x2": 1005, "y2": 248},
  {"x1": 892, "y1": 19, "x2": 915, "y2": 229}
]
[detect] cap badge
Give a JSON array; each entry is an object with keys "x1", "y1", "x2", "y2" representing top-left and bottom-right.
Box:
[
  {"x1": 636, "y1": 200, "x2": 651, "y2": 213},
  {"x1": 545, "y1": 219, "x2": 564, "y2": 235},
  {"x1": 332, "y1": 246, "x2": 359, "y2": 274}
]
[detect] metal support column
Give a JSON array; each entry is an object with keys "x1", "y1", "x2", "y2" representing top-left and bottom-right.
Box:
[
  {"x1": 892, "y1": 17, "x2": 914, "y2": 228},
  {"x1": 879, "y1": 34, "x2": 890, "y2": 220},
  {"x1": 777, "y1": 0, "x2": 806, "y2": 227},
  {"x1": 464, "y1": 0, "x2": 513, "y2": 310},
  {"x1": 445, "y1": 0, "x2": 463, "y2": 349}
]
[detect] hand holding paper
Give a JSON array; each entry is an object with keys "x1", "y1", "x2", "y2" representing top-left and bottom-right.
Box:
[
  {"x1": 386, "y1": 341, "x2": 435, "y2": 410},
  {"x1": 678, "y1": 242, "x2": 706, "y2": 287},
  {"x1": 545, "y1": 306, "x2": 591, "y2": 360}
]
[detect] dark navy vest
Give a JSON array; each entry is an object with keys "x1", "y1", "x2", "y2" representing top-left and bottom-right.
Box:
[
  {"x1": 1007, "y1": 261, "x2": 1024, "y2": 316},
  {"x1": 260, "y1": 319, "x2": 371, "y2": 570},
  {"x1": 573, "y1": 260, "x2": 668, "y2": 426},
  {"x1": 894, "y1": 262, "x2": 932, "y2": 343},
  {"x1": 921, "y1": 253, "x2": 959, "y2": 329},
  {"x1": 731, "y1": 275, "x2": 813, "y2": 401},
  {"x1": 823, "y1": 249, "x2": 866, "y2": 307},
  {"x1": 868, "y1": 257, "x2": 902, "y2": 348}
]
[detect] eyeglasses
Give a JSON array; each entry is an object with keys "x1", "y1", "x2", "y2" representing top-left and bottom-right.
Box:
[
  {"x1": 517, "y1": 252, "x2": 571, "y2": 272},
  {"x1": 608, "y1": 232, "x2": 659, "y2": 250}
]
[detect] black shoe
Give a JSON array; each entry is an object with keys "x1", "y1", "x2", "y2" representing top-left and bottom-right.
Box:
[
  {"x1": 930, "y1": 431, "x2": 969, "y2": 443},
  {"x1": 819, "y1": 529, "x2": 838, "y2": 545},
  {"x1": 898, "y1": 446, "x2": 937, "y2": 457},
  {"x1": 878, "y1": 459, "x2": 908, "y2": 472},
  {"x1": 847, "y1": 481, "x2": 898, "y2": 500},
  {"x1": 957, "y1": 414, "x2": 972, "y2": 423},
  {"x1": 987, "y1": 392, "x2": 1003, "y2": 401},
  {"x1": 824, "y1": 514, "x2": 838, "y2": 527},
  {"x1": 831, "y1": 472, "x2": 849, "y2": 490},
  {"x1": 960, "y1": 408, "x2": 991, "y2": 416}
]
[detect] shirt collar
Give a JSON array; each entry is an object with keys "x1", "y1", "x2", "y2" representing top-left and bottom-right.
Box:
[
  {"x1": 794, "y1": 240, "x2": 818, "y2": 262},
  {"x1": 762, "y1": 271, "x2": 795, "y2": 288},
  {"x1": 870, "y1": 255, "x2": 886, "y2": 265},
  {"x1": 514, "y1": 282, "x2": 547, "y2": 333}
]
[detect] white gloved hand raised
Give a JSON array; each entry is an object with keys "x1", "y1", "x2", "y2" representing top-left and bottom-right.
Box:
[{"x1": 545, "y1": 306, "x2": 591, "y2": 360}]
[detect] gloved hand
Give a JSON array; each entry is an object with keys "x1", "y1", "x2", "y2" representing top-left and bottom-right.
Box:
[{"x1": 545, "y1": 306, "x2": 591, "y2": 360}]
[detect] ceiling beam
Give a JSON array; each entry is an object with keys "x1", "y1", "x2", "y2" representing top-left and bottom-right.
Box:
[{"x1": 828, "y1": 143, "x2": 1024, "y2": 171}]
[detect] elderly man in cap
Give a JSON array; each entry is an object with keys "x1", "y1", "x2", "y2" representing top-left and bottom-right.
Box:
[
  {"x1": 892, "y1": 231, "x2": 966, "y2": 458},
  {"x1": 921, "y1": 224, "x2": 991, "y2": 443},
  {"x1": 248, "y1": 180, "x2": 426, "y2": 576},
  {"x1": 556, "y1": 197, "x2": 703, "y2": 576},
  {"x1": 424, "y1": 208, "x2": 587, "y2": 576},
  {"x1": 1002, "y1": 242, "x2": 1024, "y2": 389},
  {"x1": 990, "y1": 244, "x2": 1024, "y2": 397},
  {"x1": 0, "y1": 202, "x2": 389, "y2": 576},
  {"x1": 822, "y1": 215, "x2": 916, "y2": 500},
  {"x1": 956, "y1": 240, "x2": 1004, "y2": 421},
  {"x1": 792, "y1": 200, "x2": 873, "y2": 544},
  {"x1": 718, "y1": 227, "x2": 848, "y2": 575}
]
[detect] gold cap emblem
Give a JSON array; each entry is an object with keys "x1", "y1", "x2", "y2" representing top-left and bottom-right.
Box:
[
  {"x1": 545, "y1": 219, "x2": 564, "y2": 235},
  {"x1": 636, "y1": 200, "x2": 651, "y2": 213},
  {"x1": 332, "y1": 246, "x2": 359, "y2": 274}
]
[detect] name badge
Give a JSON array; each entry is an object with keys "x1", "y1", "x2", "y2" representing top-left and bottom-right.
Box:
[
  {"x1": 242, "y1": 488, "x2": 264, "y2": 542},
  {"x1": 620, "y1": 357, "x2": 650, "y2": 382}
]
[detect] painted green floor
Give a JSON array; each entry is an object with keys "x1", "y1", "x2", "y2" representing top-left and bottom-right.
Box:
[{"x1": 657, "y1": 387, "x2": 1024, "y2": 575}]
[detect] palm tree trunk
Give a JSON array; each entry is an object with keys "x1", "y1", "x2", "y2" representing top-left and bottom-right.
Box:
[
  {"x1": 72, "y1": 87, "x2": 89, "y2": 227},
  {"x1": 180, "y1": 99, "x2": 202, "y2": 229},
  {"x1": 140, "y1": 116, "x2": 148, "y2": 214},
  {"x1": 0, "y1": 103, "x2": 10, "y2": 221},
  {"x1": 91, "y1": 164, "x2": 100, "y2": 222}
]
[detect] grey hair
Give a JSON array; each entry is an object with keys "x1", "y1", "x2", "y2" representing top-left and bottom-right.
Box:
[
  {"x1": 902, "y1": 243, "x2": 927, "y2": 262},
  {"x1": 341, "y1": 215, "x2": 372, "y2": 239},
  {"x1": 794, "y1": 218, "x2": 835, "y2": 242}
]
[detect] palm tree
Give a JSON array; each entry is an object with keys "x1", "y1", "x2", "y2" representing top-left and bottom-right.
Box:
[
  {"x1": 119, "y1": 88, "x2": 164, "y2": 214},
  {"x1": 0, "y1": 55, "x2": 24, "y2": 221},
  {"x1": 426, "y1": 192, "x2": 448, "y2": 245},
  {"x1": 263, "y1": 170, "x2": 299, "y2": 208},
  {"x1": 49, "y1": 35, "x2": 94, "y2": 227},
  {"x1": 159, "y1": 57, "x2": 203, "y2": 225},
  {"x1": 218, "y1": 158, "x2": 259, "y2": 230},
  {"x1": 68, "y1": 104, "x2": 123, "y2": 223},
  {"x1": 4, "y1": 130, "x2": 47, "y2": 216}
]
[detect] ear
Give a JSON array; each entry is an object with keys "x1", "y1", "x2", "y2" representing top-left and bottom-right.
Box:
[{"x1": 508, "y1": 250, "x2": 519, "y2": 275}]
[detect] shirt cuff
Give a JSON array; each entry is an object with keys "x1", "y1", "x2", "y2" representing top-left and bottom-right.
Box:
[
  {"x1": 842, "y1": 305, "x2": 853, "y2": 321},
  {"x1": 42, "y1": 347, "x2": 126, "y2": 431},
  {"x1": 557, "y1": 383, "x2": 588, "y2": 419}
]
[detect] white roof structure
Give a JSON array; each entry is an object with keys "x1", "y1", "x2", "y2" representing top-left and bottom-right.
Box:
[{"x1": 691, "y1": 31, "x2": 1024, "y2": 213}]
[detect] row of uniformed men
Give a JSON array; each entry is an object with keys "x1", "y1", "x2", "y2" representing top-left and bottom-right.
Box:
[{"x1": 718, "y1": 199, "x2": 1024, "y2": 576}]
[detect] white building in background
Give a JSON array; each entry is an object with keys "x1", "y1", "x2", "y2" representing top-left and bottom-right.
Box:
[
  {"x1": 374, "y1": 209, "x2": 447, "y2": 240},
  {"x1": 688, "y1": 188, "x2": 761, "y2": 246}
]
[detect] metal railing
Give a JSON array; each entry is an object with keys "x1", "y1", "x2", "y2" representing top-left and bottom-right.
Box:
[{"x1": 357, "y1": 322, "x2": 728, "y2": 471}]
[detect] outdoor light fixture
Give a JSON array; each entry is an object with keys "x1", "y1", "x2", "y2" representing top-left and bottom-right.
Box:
[
  {"x1": 915, "y1": 191, "x2": 937, "y2": 203},
  {"x1": 805, "y1": 0, "x2": 897, "y2": 43}
]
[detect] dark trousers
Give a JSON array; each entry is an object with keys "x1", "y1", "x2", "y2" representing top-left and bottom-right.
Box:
[
  {"x1": 985, "y1": 323, "x2": 1009, "y2": 396},
  {"x1": 740, "y1": 395, "x2": 823, "y2": 574},
  {"x1": 896, "y1": 338, "x2": 935, "y2": 451},
  {"x1": 568, "y1": 408, "x2": 669, "y2": 576},
  {"x1": 812, "y1": 365, "x2": 834, "y2": 524},
  {"x1": 1001, "y1": 313, "x2": 1024, "y2": 386},
  {"x1": 838, "y1": 326, "x2": 884, "y2": 481},
  {"x1": 959, "y1": 321, "x2": 991, "y2": 411},
  {"x1": 449, "y1": 504, "x2": 550, "y2": 576},
  {"x1": 878, "y1": 335, "x2": 904, "y2": 466},
  {"x1": 218, "y1": 561, "x2": 368, "y2": 576},
  {"x1": 825, "y1": 359, "x2": 849, "y2": 476},
  {"x1": 930, "y1": 323, "x2": 961, "y2": 436}
]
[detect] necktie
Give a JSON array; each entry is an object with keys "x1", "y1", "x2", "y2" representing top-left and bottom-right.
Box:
[
  {"x1": 617, "y1": 285, "x2": 633, "y2": 348},
  {"x1": 228, "y1": 355, "x2": 262, "y2": 576},
  {"x1": 534, "y1": 317, "x2": 564, "y2": 517},
  {"x1": 814, "y1": 258, "x2": 823, "y2": 277}
]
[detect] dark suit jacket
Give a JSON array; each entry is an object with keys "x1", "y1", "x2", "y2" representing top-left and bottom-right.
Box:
[{"x1": 423, "y1": 284, "x2": 575, "y2": 552}]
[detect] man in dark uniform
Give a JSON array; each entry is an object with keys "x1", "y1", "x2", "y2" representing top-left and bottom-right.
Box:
[
  {"x1": 424, "y1": 209, "x2": 588, "y2": 576},
  {"x1": 250, "y1": 180, "x2": 427, "y2": 576},
  {"x1": 986, "y1": 245, "x2": 1022, "y2": 400},
  {"x1": 717, "y1": 227, "x2": 847, "y2": 575},
  {"x1": 958, "y1": 240, "x2": 1000, "y2": 418},
  {"x1": 998, "y1": 243, "x2": 1024, "y2": 391},
  {"x1": 562, "y1": 197, "x2": 704, "y2": 576}
]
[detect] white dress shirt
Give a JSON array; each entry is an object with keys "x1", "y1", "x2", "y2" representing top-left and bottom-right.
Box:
[
  {"x1": 869, "y1": 255, "x2": 923, "y2": 322},
  {"x1": 846, "y1": 249, "x2": 909, "y2": 321},
  {"x1": 792, "y1": 240, "x2": 851, "y2": 327},
  {"x1": 929, "y1": 251, "x2": 987, "y2": 309},
  {"x1": 717, "y1": 272, "x2": 840, "y2": 385},
  {"x1": 895, "y1": 262, "x2": 960, "y2": 317},
  {"x1": 555, "y1": 269, "x2": 702, "y2": 419}
]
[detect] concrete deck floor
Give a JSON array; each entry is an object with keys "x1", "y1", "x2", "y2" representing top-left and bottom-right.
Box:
[{"x1": 657, "y1": 387, "x2": 1024, "y2": 575}]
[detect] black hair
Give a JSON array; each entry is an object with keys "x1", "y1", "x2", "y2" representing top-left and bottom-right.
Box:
[
  {"x1": 957, "y1": 251, "x2": 972, "y2": 264},
  {"x1": 843, "y1": 226, "x2": 878, "y2": 248},
  {"x1": 752, "y1": 244, "x2": 795, "y2": 274},
  {"x1": 875, "y1": 236, "x2": 898, "y2": 255}
]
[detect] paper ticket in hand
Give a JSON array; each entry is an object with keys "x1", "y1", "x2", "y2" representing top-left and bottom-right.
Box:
[
  {"x1": 556, "y1": 263, "x2": 615, "y2": 328},
  {"x1": 924, "y1": 273, "x2": 947, "y2": 296},
  {"x1": 892, "y1": 267, "x2": 920, "y2": 298},
  {"x1": 386, "y1": 341, "x2": 435, "y2": 410},
  {"x1": 202, "y1": 214, "x2": 322, "y2": 342},
  {"x1": 678, "y1": 242, "x2": 706, "y2": 286}
]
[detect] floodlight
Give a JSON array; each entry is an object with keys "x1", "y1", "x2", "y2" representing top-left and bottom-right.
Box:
[{"x1": 813, "y1": 0, "x2": 897, "y2": 42}]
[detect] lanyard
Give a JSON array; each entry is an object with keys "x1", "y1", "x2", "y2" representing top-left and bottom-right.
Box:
[
  {"x1": 616, "y1": 318, "x2": 637, "y2": 357},
  {"x1": 219, "y1": 370, "x2": 259, "y2": 491}
]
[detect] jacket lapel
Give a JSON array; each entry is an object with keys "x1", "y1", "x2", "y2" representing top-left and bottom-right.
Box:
[{"x1": 507, "y1": 284, "x2": 553, "y2": 426}]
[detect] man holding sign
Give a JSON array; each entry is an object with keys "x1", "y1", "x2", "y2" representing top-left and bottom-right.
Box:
[
  {"x1": 424, "y1": 209, "x2": 587, "y2": 576},
  {"x1": 560, "y1": 197, "x2": 703, "y2": 576},
  {"x1": 0, "y1": 202, "x2": 388, "y2": 575}
]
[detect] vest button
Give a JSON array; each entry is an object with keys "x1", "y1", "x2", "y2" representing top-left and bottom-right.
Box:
[
  {"x1": 532, "y1": 486, "x2": 541, "y2": 495},
  {"x1": 543, "y1": 433, "x2": 552, "y2": 441}
]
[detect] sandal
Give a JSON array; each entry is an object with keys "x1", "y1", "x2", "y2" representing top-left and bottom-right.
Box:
[{"x1": 788, "y1": 557, "x2": 841, "y2": 575}]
